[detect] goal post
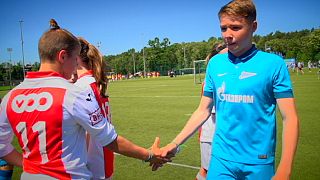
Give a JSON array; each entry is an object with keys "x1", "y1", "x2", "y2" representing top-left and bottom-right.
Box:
[{"x1": 193, "y1": 60, "x2": 207, "y2": 84}]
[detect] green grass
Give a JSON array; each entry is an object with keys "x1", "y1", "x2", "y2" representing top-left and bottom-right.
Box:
[{"x1": 2, "y1": 69, "x2": 320, "y2": 179}]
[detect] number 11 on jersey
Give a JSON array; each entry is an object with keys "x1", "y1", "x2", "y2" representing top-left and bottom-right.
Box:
[{"x1": 16, "y1": 121, "x2": 49, "y2": 164}]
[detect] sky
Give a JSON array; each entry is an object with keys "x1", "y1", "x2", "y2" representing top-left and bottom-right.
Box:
[{"x1": 0, "y1": 0, "x2": 319, "y2": 65}]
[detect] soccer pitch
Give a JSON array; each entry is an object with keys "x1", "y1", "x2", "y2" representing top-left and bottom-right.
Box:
[{"x1": 4, "y1": 70, "x2": 320, "y2": 179}]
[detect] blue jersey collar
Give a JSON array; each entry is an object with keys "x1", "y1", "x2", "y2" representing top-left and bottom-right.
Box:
[{"x1": 228, "y1": 45, "x2": 258, "y2": 63}]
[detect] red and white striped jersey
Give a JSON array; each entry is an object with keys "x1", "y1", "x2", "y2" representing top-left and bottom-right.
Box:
[
  {"x1": 75, "y1": 71, "x2": 114, "y2": 179},
  {"x1": 0, "y1": 71, "x2": 117, "y2": 179}
]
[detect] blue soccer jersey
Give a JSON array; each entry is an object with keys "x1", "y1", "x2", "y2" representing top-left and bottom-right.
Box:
[{"x1": 203, "y1": 45, "x2": 293, "y2": 164}]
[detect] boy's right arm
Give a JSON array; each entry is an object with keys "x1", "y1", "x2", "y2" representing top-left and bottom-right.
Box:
[
  {"x1": 106, "y1": 136, "x2": 169, "y2": 170},
  {"x1": 161, "y1": 96, "x2": 213, "y2": 158}
]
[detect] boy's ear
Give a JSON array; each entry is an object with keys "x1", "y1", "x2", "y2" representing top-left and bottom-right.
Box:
[
  {"x1": 57, "y1": 50, "x2": 67, "y2": 64},
  {"x1": 252, "y1": 20, "x2": 257, "y2": 32}
]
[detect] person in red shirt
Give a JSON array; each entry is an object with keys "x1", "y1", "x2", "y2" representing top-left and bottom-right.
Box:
[{"x1": 0, "y1": 19, "x2": 168, "y2": 180}]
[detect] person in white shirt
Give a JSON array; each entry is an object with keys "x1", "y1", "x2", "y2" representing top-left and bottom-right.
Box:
[
  {"x1": 196, "y1": 43, "x2": 227, "y2": 180},
  {"x1": 0, "y1": 19, "x2": 168, "y2": 180},
  {"x1": 74, "y1": 37, "x2": 115, "y2": 180}
]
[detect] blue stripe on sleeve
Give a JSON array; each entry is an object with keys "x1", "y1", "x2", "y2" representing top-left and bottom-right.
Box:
[
  {"x1": 274, "y1": 90, "x2": 294, "y2": 99},
  {"x1": 203, "y1": 91, "x2": 213, "y2": 98}
]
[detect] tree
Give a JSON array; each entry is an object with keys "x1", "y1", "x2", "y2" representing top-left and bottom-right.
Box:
[{"x1": 104, "y1": 28, "x2": 319, "y2": 76}]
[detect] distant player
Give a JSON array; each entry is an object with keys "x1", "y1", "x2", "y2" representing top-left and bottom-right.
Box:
[
  {"x1": 307, "y1": 60, "x2": 312, "y2": 72},
  {"x1": 297, "y1": 62, "x2": 304, "y2": 75}
]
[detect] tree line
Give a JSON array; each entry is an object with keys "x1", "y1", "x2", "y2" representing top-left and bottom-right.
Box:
[
  {"x1": 105, "y1": 28, "x2": 320, "y2": 75},
  {"x1": 0, "y1": 28, "x2": 319, "y2": 82}
]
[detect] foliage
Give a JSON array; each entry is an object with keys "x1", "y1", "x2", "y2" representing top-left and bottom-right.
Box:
[
  {"x1": 105, "y1": 28, "x2": 320, "y2": 75},
  {"x1": 0, "y1": 28, "x2": 318, "y2": 81}
]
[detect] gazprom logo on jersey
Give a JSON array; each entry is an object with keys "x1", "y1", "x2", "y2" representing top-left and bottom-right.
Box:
[
  {"x1": 217, "y1": 82, "x2": 254, "y2": 103},
  {"x1": 12, "y1": 92, "x2": 53, "y2": 113}
]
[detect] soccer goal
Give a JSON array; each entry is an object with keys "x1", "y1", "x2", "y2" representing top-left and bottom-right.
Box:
[
  {"x1": 193, "y1": 60, "x2": 207, "y2": 84},
  {"x1": 177, "y1": 68, "x2": 195, "y2": 76}
]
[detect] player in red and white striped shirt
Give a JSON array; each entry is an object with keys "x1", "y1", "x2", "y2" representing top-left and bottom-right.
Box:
[
  {"x1": 75, "y1": 37, "x2": 115, "y2": 180},
  {"x1": 0, "y1": 19, "x2": 168, "y2": 180}
]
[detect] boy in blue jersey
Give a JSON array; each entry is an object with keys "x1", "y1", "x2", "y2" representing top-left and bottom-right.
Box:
[{"x1": 160, "y1": 0, "x2": 299, "y2": 179}]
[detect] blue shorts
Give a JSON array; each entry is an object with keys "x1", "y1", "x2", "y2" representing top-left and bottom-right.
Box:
[
  {"x1": 207, "y1": 156, "x2": 275, "y2": 180},
  {"x1": 0, "y1": 170, "x2": 13, "y2": 180},
  {"x1": 0, "y1": 159, "x2": 13, "y2": 180}
]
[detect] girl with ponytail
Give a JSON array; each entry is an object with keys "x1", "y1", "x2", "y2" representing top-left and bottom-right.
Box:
[{"x1": 75, "y1": 37, "x2": 114, "y2": 180}]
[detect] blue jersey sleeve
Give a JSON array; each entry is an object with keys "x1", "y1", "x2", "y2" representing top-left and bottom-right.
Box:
[
  {"x1": 273, "y1": 57, "x2": 294, "y2": 99},
  {"x1": 203, "y1": 60, "x2": 214, "y2": 99}
]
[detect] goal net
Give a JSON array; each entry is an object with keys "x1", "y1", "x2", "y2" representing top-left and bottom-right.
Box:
[
  {"x1": 177, "y1": 68, "x2": 194, "y2": 76},
  {"x1": 193, "y1": 60, "x2": 207, "y2": 84}
]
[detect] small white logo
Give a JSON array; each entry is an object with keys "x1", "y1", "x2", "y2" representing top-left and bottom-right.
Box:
[
  {"x1": 217, "y1": 73, "x2": 228, "y2": 77},
  {"x1": 217, "y1": 82, "x2": 226, "y2": 101},
  {"x1": 239, "y1": 71, "x2": 257, "y2": 79},
  {"x1": 12, "y1": 92, "x2": 53, "y2": 113}
]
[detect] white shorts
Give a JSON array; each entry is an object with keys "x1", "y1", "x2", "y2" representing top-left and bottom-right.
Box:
[
  {"x1": 21, "y1": 172, "x2": 58, "y2": 180},
  {"x1": 200, "y1": 142, "x2": 212, "y2": 170}
]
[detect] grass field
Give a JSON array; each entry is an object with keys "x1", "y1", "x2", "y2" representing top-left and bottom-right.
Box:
[{"x1": 2, "y1": 69, "x2": 320, "y2": 180}]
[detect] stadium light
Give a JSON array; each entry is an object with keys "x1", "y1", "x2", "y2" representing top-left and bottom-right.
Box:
[{"x1": 19, "y1": 20, "x2": 26, "y2": 78}]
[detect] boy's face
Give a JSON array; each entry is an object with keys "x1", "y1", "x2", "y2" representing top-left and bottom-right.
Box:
[{"x1": 220, "y1": 15, "x2": 257, "y2": 57}]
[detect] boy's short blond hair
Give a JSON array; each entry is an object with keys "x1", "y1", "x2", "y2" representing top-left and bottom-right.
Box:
[{"x1": 218, "y1": 0, "x2": 256, "y2": 22}]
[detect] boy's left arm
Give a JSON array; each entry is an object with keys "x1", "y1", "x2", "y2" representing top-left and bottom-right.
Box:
[{"x1": 273, "y1": 98, "x2": 299, "y2": 180}]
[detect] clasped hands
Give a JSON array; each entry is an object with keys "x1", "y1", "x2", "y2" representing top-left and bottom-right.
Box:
[{"x1": 148, "y1": 137, "x2": 180, "y2": 171}]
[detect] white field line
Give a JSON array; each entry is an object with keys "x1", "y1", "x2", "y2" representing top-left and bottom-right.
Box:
[
  {"x1": 166, "y1": 162, "x2": 200, "y2": 170},
  {"x1": 111, "y1": 95, "x2": 199, "y2": 98},
  {"x1": 114, "y1": 153, "x2": 200, "y2": 170}
]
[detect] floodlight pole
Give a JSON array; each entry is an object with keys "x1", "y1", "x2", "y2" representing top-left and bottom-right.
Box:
[
  {"x1": 193, "y1": 60, "x2": 196, "y2": 84},
  {"x1": 19, "y1": 20, "x2": 26, "y2": 78},
  {"x1": 132, "y1": 49, "x2": 136, "y2": 74},
  {"x1": 183, "y1": 47, "x2": 186, "y2": 68},
  {"x1": 141, "y1": 33, "x2": 146, "y2": 78},
  {"x1": 143, "y1": 47, "x2": 146, "y2": 77},
  {"x1": 7, "y1": 48, "x2": 13, "y2": 89}
]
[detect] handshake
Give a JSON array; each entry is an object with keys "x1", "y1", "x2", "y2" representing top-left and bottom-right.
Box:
[{"x1": 146, "y1": 137, "x2": 180, "y2": 171}]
